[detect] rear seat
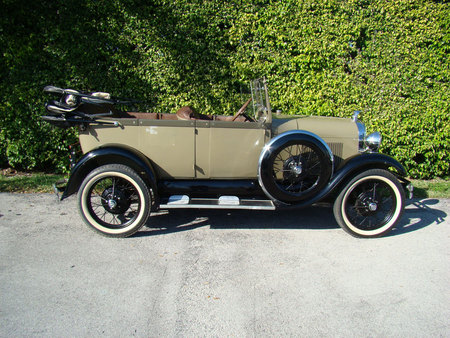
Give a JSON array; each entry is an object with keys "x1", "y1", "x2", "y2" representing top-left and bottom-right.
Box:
[{"x1": 117, "y1": 109, "x2": 248, "y2": 122}]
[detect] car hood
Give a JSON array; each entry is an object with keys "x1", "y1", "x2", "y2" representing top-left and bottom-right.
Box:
[{"x1": 271, "y1": 115, "x2": 358, "y2": 139}]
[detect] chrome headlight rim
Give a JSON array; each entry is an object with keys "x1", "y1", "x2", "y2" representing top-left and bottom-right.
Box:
[{"x1": 364, "y1": 131, "x2": 382, "y2": 152}]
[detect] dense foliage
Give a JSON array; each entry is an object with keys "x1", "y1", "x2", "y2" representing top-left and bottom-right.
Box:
[{"x1": 1, "y1": 0, "x2": 448, "y2": 178}]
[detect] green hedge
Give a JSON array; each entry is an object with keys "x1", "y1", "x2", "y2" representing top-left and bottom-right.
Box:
[{"x1": 1, "y1": 0, "x2": 448, "y2": 178}]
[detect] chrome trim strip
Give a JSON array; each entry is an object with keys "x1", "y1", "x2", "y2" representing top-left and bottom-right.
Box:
[
  {"x1": 352, "y1": 111, "x2": 366, "y2": 151},
  {"x1": 356, "y1": 121, "x2": 366, "y2": 151}
]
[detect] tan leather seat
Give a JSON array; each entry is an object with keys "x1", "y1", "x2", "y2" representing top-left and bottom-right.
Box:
[
  {"x1": 176, "y1": 106, "x2": 213, "y2": 121},
  {"x1": 176, "y1": 106, "x2": 196, "y2": 120}
]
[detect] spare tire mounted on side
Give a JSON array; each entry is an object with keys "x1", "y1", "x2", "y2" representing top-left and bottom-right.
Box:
[{"x1": 258, "y1": 130, "x2": 333, "y2": 204}]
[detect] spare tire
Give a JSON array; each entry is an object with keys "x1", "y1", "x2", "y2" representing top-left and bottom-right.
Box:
[{"x1": 258, "y1": 130, "x2": 333, "y2": 203}]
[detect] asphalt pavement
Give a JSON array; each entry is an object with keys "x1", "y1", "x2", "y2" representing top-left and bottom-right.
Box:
[{"x1": 0, "y1": 193, "x2": 449, "y2": 337}]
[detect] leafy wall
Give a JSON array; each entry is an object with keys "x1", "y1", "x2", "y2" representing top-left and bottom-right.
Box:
[{"x1": 1, "y1": 0, "x2": 448, "y2": 178}]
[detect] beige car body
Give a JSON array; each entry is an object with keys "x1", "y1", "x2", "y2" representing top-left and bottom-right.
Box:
[{"x1": 79, "y1": 112, "x2": 359, "y2": 180}]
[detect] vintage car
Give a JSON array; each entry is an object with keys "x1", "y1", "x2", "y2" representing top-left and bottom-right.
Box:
[{"x1": 42, "y1": 78, "x2": 413, "y2": 238}]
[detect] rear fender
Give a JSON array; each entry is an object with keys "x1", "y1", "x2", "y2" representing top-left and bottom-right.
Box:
[{"x1": 61, "y1": 146, "x2": 157, "y2": 201}]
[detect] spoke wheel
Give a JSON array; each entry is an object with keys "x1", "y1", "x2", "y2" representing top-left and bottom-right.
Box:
[
  {"x1": 259, "y1": 137, "x2": 332, "y2": 203},
  {"x1": 273, "y1": 145, "x2": 322, "y2": 195},
  {"x1": 78, "y1": 164, "x2": 151, "y2": 237},
  {"x1": 333, "y1": 169, "x2": 405, "y2": 238}
]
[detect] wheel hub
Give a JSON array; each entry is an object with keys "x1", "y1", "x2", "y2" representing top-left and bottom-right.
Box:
[
  {"x1": 368, "y1": 202, "x2": 378, "y2": 211},
  {"x1": 107, "y1": 199, "x2": 118, "y2": 209},
  {"x1": 290, "y1": 163, "x2": 303, "y2": 176},
  {"x1": 284, "y1": 156, "x2": 304, "y2": 179},
  {"x1": 355, "y1": 192, "x2": 379, "y2": 216},
  {"x1": 101, "y1": 187, "x2": 131, "y2": 214}
]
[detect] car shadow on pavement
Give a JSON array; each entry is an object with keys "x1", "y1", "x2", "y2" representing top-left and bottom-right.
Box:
[
  {"x1": 137, "y1": 204, "x2": 339, "y2": 237},
  {"x1": 388, "y1": 198, "x2": 447, "y2": 237},
  {"x1": 135, "y1": 198, "x2": 447, "y2": 238}
]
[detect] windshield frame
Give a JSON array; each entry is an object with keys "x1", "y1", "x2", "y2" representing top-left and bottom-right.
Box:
[{"x1": 250, "y1": 78, "x2": 272, "y2": 124}]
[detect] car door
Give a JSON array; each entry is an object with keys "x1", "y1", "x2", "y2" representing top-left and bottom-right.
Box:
[
  {"x1": 138, "y1": 119, "x2": 195, "y2": 179},
  {"x1": 195, "y1": 120, "x2": 269, "y2": 179}
]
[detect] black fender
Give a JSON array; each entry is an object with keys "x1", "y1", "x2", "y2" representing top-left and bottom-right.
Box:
[
  {"x1": 258, "y1": 130, "x2": 334, "y2": 203},
  {"x1": 330, "y1": 152, "x2": 406, "y2": 183},
  {"x1": 277, "y1": 152, "x2": 407, "y2": 209},
  {"x1": 61, "y1": 146, "x2": 157, "y2": 201}
]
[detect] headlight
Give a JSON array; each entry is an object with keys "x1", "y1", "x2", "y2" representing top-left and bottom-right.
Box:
[{"x1": 364, "y1": 132, "x2": 382, "y2": 152}]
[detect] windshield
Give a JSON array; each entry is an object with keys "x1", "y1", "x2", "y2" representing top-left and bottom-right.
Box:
[{"x1": 250, "y1": 78, "x2": 272, "y2": 123}]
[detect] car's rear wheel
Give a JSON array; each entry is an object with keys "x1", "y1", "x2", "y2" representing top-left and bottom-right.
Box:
[
  {"x1": 333, "y1": 169, "x2": 405, "y2": 238},
  {"x1": 78, "y1": 164, "x2": 151, "y2": 237}
]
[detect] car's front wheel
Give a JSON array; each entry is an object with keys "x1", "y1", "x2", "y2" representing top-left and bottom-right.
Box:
[
  {"x1": 78, "y1": 164, "x2": 151, "y2": 237},
  {"x1": 333, "y1": 169, "x2": 405, "y2": 238}
]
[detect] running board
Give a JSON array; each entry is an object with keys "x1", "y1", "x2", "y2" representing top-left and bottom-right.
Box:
[{"x1": 159, "y1": 195, "x2": 276, "y2": 210}]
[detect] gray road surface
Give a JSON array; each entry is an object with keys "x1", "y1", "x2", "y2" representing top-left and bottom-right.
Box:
[{"x1": 0, "y1": 193, "x2": 449, "y2": 337}]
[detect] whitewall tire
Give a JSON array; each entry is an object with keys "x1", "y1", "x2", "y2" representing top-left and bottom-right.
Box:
[
  {"x1": 333, "y1": 169, "x2": 405, "y2": 238},
  {"x1": 78, "y1": 164, "x2": 151, "y2": 237}
]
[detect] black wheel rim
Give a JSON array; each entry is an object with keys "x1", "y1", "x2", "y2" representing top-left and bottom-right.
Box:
[
  {"x1": 271, "y1": 143, "x2": 322, "y2": 196},
  {"x1": 86, "y1": 176, "x2": 141, "y2": 229},
  {"x1": 344, "y1": 179, "x2": 397, "y2": 231}
]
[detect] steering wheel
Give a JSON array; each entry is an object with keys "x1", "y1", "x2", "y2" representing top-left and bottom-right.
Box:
[{"x1": 232, "y1": 97, "x2": 253, "y2": 121}]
